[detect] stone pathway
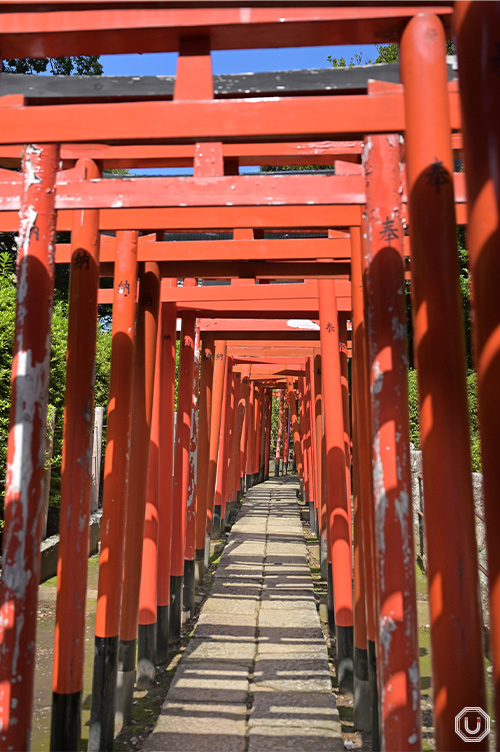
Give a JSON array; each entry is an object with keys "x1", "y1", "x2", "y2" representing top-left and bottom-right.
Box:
[{"x1": 145, "y1": 478, "x2": 344, "y2": 752}]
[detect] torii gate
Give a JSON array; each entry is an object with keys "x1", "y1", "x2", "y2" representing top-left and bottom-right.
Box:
[{"x1": 0, "y1": 4, "x2": 497, "y2": 752}]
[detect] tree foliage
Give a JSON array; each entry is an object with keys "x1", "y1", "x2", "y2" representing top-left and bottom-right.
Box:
[
  {"x1": 1, "y1": 56, "x2": 102, "y2": 76},
  {"x1": 0, "y1": 253, "x2": 112, "y2": 524}
]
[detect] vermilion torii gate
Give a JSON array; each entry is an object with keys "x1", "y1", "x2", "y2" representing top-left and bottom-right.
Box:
[{"x1": 0, "y1": 3, "x2": 497, "y2": 752}]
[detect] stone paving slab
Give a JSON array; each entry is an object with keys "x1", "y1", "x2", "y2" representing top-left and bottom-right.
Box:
[
  {"x1": 146, "y1": 478, "x2": 342, "y2": 752},
  {"x1": 249, "y1": 691, "x2": 343, "y2": 730}
]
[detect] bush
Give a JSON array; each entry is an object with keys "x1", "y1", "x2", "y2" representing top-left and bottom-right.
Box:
[
  {"x1": 407, "y1": 366, "x2": 481, "y2": 472},
  {"x1": 0, "y1": 266, "x2": 112, "y2": 517},
  {"x1": 408, "y1": 368, "x2": 420, "y2": 449}
]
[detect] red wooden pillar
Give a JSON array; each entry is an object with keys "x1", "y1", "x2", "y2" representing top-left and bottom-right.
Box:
[
  {"x1": 363, "y1": 134, "x2": 421, "y2": 750},
  {"x1": 264, "y1": 391, "x2": 272, "y2": 481},
  {"x1": 313, "y1": 351, "x2": 325, "y2": 565},
  {"x1": 157, "y1": 294, "x2": 177, "y2": 664},
  {"x1": 307, "y1": 360, "x2": 317, "y2": 537},
  {"x1": 214, "y1": 354, "x2": 232, "y2": 537},
  {"x1": 0, "y1": 144, "x2": 58, "y2": 751},
  {"x1": 227, "y1": 366, "x2": 251, "y2": 503},
  {"x1": 351, "y1": 225, "x2": 380, "y2": 746},
  {"x1": 258, "y1": 389, "x2": 270, "y2": 484},
  {"x1": 298, "y1": 378, "x2": 307, "y2": 500},
  {"x1": 351, "y1": 365, "x2": 370, "y2": 733},
  {"x1": 252, "y1": 385, "x2": 262, "y2": 484},
  {"x1": 228, "y1": 371, "x2": 241, "y2": 508},
  {"x1": 117, "y1": 262, "x2": 160, "y2": 725},
  {"x1": 286, "y1": 378, "x2": 304, "y2": 482},
  {"x1": 89, "y1": 232, "x2": 138, "y2": 752},
  {"x1": 207, "y1": 340, "x2": 227, "y2": 536},
  {"x1": 318, "y1": 279, "x2": 353, "y2": 691},
  {"x1": 195, "y1": 332, "x2": 214, "y2": 580},
  {"x1": 401, "y1": 15, "x2": 487, "y2": 748},
  {"x1": 275, "y1": 389, "x2": 284, "y2": 477},
  {"x1": 339, "y1": 313, "x2": 352, "y2": 546},
  {"x1": 170, "y1": 286, "x2": 197, "y2": 646},
  {"x1": 239, "y1": 371, "x2": 251, "y2": 496},
  {"x1": 137, "y1": 322, "x2": 161, "y2": 690},
  {"x1": 455, "y1": 1, "x2": 500, "y2": 729},
  {"x1": 184, "y1": 320, "x2": 200, "y2": 618},
  {"x1": 50, "y1": 159, "x2": 100, "y2": 751},
  {"x1": 246, "y1": 382, "x2": 256, "y2": 488},
  {"x1": 220, "y1": 357, "x2": 234, "y2": 528}
]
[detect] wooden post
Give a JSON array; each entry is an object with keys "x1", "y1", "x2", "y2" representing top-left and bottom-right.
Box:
[
  {"x1": 318, "y1": 280, "x2": 354, "y2": 691},
  {"x1": 170, "y1": 298, "x2": 197, "y2": 647},
  {"x1": 137, "y1": 323, "x2": 161, "y2": 690},
  {"x1": 156, "y1": 295, "x2": 177, "y2": 664},
  {"x1": 51, "y1": 158, "x2": 101, "y2": 751},
  {"x1": 363, "y1": 134, "x2": 421, "y2": 750},
  {"x1": 89, "y1": 232, "x2": 138, "y2": 752},
  {"x1": 401, "y1": 15, "x2": 487, "y2": 747},
  {"x1": 195, "y1": 332, "x2": 214, "y2": 582},
  {"x1": 117, "y1": 262, "x2": 160, "y2": 727},
  {"x1": 184, "y1": 320, "x2": 200, "y2": 618},
  {"x1": 455, "y1": 1, "x2": 500, "y2": 729},
  {"x1": 0, "y1": 143, "x2": 59, "y2": 751}
]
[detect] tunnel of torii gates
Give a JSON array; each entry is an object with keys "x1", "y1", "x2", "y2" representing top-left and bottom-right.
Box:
[{"x1": 0, "y1": 2, "x2": 498, "y2": 752}]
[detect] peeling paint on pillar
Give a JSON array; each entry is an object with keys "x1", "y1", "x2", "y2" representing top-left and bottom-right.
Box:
[
  {"x1": 363, "y1": 133, "x2": 421, "y2": 750},
  {"x1": 0, "y1": 143, "x2": 59, "y2": 749}
]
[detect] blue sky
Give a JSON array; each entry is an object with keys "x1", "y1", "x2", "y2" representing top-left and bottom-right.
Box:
[
  {"x1": 100, "y1": 45, "x2": 377, "y2": 174},
  {"x1": 100, "y1": 44, "x2": 377, "y2": 77}
]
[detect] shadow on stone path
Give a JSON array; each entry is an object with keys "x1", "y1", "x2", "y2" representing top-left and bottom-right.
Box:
[{"x1": 145, "y1": 477, "x2": 344, "y2": 752}]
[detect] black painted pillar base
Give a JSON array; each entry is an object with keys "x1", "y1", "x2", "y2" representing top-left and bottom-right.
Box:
[
  {"x1": 253, "y1": 471, "x2": 260, "y2": 485},
  {"x1": 137, "y1": 622, "x2": 157, "y2": 689},
  {"x1": 298, "y1": 479, "x2": 304, "y2": 501},
  {"x1": 116, "y1": 638, "x2": 136, "y2": 728},
  {"x1": 237, "y1": 489, "x2": 242, "y2": 502},
  {"x1": 183, "y1": 559, "x2": 196, "y2": 618},
  {"x1": 320, "y1": 533, "x2": 328, "y2": 581},
  {"x1": 275, "y1": 462, "x2": 279, "y2": 477},
  {"x1": 368, "y1": 639, "x2": 381, "y2": 751},
  {"x1": 89, "y1": 634, "x2": 119, "y2": 752},
  {"x1": 229, "y1": 501, "x2": 239, "y2": 525},
  {"x1": 169, "y1": 574, "x2": 183, "y2": 648},
  {"x1": 195, "y1": 547, "x2": 205, "y2": 585},
  {"x1": 240, "y1": 477, "x2": 245, "y2": 496},
  {"x1": 212, "y1": 504, "x2": 222, "y2": 538},
  {"x1": 327, "y1": 562, "x2": 336, "y2": 635},
  {"x1": 336, "y1": 624, "x2": 354, "y2": 693},
  {"x1": 353, "y1": 645, "x2": 371, "y2": 731},
  {"x1": 246, "y1": 473, "x2": 253, "y2": 490},
  {"x1": 51, "y1": 690, "x2": 81, "y2": 752},
  {"x1": 156, "y1": 605, "x2": 169, "y2": 665},
  {"x1": 309, "y1": 502, "x2": 316, "y2": 535},
  {"x1": 223, "y1": 503, "x2": 231, "y2": 531}
]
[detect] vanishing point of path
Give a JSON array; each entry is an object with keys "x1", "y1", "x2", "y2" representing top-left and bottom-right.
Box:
[{"x1": 145, "y1": 477, "x2": 344, "y2": 752}]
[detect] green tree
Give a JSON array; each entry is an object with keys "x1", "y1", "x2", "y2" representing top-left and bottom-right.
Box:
[{"x1": 2, "y1": 56, "x2": 102, "y2": 76}]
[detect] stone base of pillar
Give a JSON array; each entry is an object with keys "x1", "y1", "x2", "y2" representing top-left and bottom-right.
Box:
[
  {"x1": 183, "y1": 559, "x2": 196, "y2": 619},
  {"x1": 169, "y1": 575, "x2": 183, "y2": 648},
  {"x1": 116, "y1": 638, "x2": 136, "y2": 729},
  {"x1": 336, "y1": 624, "x2": 354, "y2": 693},
  {"x1": 156, "y1": 604, "x2": 170, "y2": 665},
  {"x1": 88, "y1": 634, "x2": 119, "y2": 752},
  {"x1": 212, "y1": 505, "x2": 222, "y2": 538},
  {"x1": 354, "y1": 645, "x2": 371, "y2": 731},
  {"x1": 137, "y1": 623, "x2": 157, "y2": 689},
  {"x1": 195, "y1": 548, "x2": 205, "y2": 585}
]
